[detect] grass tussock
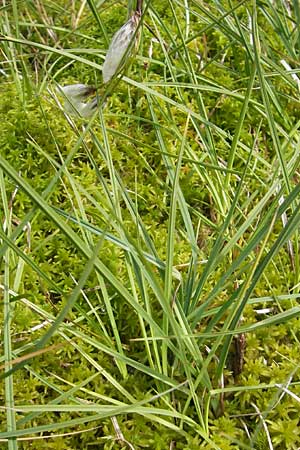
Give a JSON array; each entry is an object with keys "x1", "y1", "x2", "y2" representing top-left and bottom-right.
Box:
[{"x1": 1, "y1": 0, "x2": 300, "y2": 448}]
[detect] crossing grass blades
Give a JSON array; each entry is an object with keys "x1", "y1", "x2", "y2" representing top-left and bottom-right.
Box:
[
  {"x1": 1, "y1": 0, "x2": 300, "y2": 448},
  {"x1": 58, "y1": 0, "x2": 144, "y2": 118}
]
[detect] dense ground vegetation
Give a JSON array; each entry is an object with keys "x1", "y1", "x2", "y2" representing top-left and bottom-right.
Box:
[{"x1": 1, "y1": 0, "x2": 300, "y2": 448}]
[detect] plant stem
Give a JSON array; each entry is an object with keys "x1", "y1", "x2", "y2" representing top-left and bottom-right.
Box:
[{"x1": 136, "y1": 0, "x2": 143, "y2": 14}]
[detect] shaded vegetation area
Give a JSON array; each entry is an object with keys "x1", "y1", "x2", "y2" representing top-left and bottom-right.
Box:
[{"x1": 1, "y1": 0, "x2": 300, "y2": 448}]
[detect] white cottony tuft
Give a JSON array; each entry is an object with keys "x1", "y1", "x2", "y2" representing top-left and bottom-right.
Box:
[
  {"x1": 58, "y1": 84, "x2": 93, "y2": 100},
  {"x1": 57, "y1": 84, "x2": 97, "y2": 118},
  {"x1": 102, "y1": 13, "x2": 140, "y2": 83}
]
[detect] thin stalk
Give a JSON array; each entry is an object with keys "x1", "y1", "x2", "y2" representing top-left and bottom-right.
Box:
[
  {"x1": 1, "y1": 170, "x2": 18, "y2": 450},
  {"x1": 225, "y1": 64, "x2": 256, "y2": 188},
  {"x1": 136, "y1": 0, "x2": 144, "y2": 14}
]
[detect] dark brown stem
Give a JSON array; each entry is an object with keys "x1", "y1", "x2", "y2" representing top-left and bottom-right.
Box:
[{"x1": 136, "y1": 0, "x2": 144, "y2": 14}]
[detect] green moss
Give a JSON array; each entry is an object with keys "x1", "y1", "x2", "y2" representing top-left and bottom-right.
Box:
[{"x1": 1, "y1": 0, "x2": 300, "y2": 448}]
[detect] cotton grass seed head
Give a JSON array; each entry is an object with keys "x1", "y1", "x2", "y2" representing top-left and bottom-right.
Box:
[
  {"x1": 102, "y1": 12, "x2": 141, "y2": 84},
  {"x1": 57, "y1": 84, "x2": 97, "y2": 118}
]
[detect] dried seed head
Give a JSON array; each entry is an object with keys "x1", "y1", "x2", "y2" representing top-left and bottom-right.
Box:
[
  {"x1": 58, "y1": 84, "x2": 96, "y2": 100},
  {"x1": 57, "y1": 84, "x2": 97, "y2": 118},
  {"x1": 102, "y1": 12, "x2": 141, "y2": 84}
]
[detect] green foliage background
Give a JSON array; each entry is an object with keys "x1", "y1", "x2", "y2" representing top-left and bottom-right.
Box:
[{"x1": 1, "y1": 0, "x2": 300, "y2": 448}]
